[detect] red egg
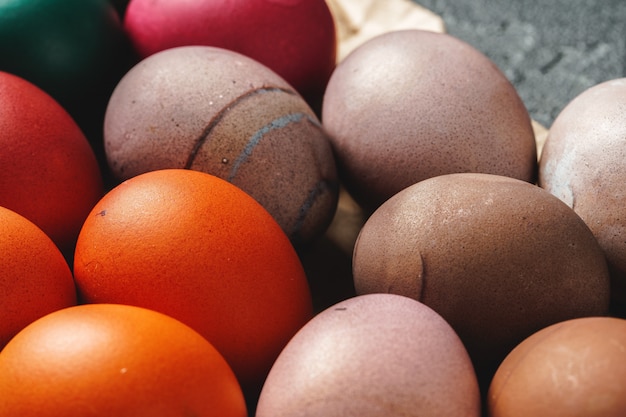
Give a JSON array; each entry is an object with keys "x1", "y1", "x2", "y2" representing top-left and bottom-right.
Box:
[
  {"x1": 123, "y1": 0, "x2": 337, "y2": 109},
  {"x1": 0, "y1": 71, "x2": 104, "y2": 258}
]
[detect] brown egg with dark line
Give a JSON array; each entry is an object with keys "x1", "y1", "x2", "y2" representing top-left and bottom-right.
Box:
[
  {"x1": 104, "y1": 45, "x2": 338, "y2": 247},
  {"x1": 352, "y1": 173, "x2": 611, "y2": 393}
]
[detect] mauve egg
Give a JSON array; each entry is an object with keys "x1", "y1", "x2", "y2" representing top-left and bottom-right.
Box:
[
  {"x1": 352, "y1": 173, "x2": 611, "y2": 390},
  {"x1": 488, "y1": 316, "x2": 626, "y2": 417},
  {"x1": 255, "y1": 293, "x2": 481, "y2": 417},
  {"x1": 322, "y1": 29, "x2": 537, "y2": 212},
  {"x1": 104, "y1": 45, "x2": 338, "y2": 246},
  {"x1": 539, "y1": 78, "x2": 626, "y2": 314}
]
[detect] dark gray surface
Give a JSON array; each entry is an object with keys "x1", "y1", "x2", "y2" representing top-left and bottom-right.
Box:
[{"x1": 413, "y1": 0, "x2": 626, "y2": 127}]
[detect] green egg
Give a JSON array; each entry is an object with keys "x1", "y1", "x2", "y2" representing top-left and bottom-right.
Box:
[{"x1": 0, "y1": 0, "x2": 134, "y2": 122}]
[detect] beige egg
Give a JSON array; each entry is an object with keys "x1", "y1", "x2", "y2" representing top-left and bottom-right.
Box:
[
  {"x1": 104, "y1": 46, "x2": 338, "y2": 246},
  {"x1": 488, "y1": 316, "x2": 626, "y2": 417},
  {"x1": 539, "y1": 78, "x2": 626, "y2": 313},
  {"x1": 322, "y1": 29, "x2": 537, "y2": 212},
  {"x1": 256, "y1": 293, "x2": 481, "y2": 417},
  {"x1": 352, "y1": 173, "x2": 611, "y2": 391}
]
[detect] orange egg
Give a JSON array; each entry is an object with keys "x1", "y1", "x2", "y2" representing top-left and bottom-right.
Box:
[
  {"x1": 488, "y1": 316, "x2": 626, "y2": 417},
  {"x1": 0, "y1": 303, "x2": 247, "y2": 417},
  {"x1": 0, "y1": 71, "x2": 104, "y2": 258},
  {"x1": 0, "y1": 205, "x2": 77, "y2": 349},
  {"x1": 73, "y1": 168, "x2": 313, "y2": 396}
]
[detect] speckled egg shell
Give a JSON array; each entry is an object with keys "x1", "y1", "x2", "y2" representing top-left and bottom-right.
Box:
[
  {"x1": 256, "y1": 293, "x2": 481, "y2": 417},
  {"x1": 322, "y1": 29, "x2": 537, "y2": 212},
  {"x1": 488, "y1": 316, "x2": 626, "y2": 417},
  {"x1": 539, "y1": 78, "x2": 626, "y2": 310},
  {"x1": 352, "y1": 173, "x2": 610, "y2": 387},
  {"x1": 104, "y1": 46, "x2": 338, "y2": 246}
]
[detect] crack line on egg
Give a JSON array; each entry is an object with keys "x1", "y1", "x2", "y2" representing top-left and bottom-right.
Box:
[{"x1": 184, "y1": 86, "x2": 297, "y2": 169}]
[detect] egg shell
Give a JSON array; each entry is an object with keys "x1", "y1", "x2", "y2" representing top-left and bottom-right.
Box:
[
  {"x1": 539, "y1": 78, "x2": 626, "y2": 312},
  {"x1": 0, "y1": 0, "x2": 135, "y2": 136},
  {"x1": 104, "y1": 45, "x2": 338, "y2": 246},
  {"x1": 123, "y1": 0, "x2": 336, "y2": 110},
  {"x1": 322, "y1": 29, "x2": 537, "y2": 212},
  {"x1": 352, "y1": 173, "x2": 611, "y2": 389},
  {"x1": 256, "y1": 293, "x2": 481, "y2": 417},
  {"x1": 0, "y1": 71, "x2": 104, "y2": 258},
  {"x1": 488, "y1": 316, "x2": 626, "y2": 417},
  {"x1": 73, "y1": 169, "x2": 314, "y2": 397},
  {"x1": 0, "y1": 206, "x2": 77, "y2": 349}
]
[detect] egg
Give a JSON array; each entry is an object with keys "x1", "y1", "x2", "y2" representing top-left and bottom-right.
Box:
[
  {"x1": 488, "y1": 316, "x2": 626, "y2": 417},
  {"x1": 104, "y1": 45, "x2": 338, "y2": 246},
  {"x1": 0, "y1": 71, "x2": 104, "y2": 259},
  {"x1": 539, "y1": 78, "x2": 626, "y2": 315},
  {"x1": 352, "y1": 173, "x2": 611, "y2": 391},
  {"x1": 322, "y1": 29, "x2": 537, "y2": 212},
  {"x1": 256, "y1": 293, "x2": 481, "y2": 417},
  {"x1": 123, "y1": 0, "x2": 337, "y2": 111},
  {"x1": 0, "y1": 0, "x2": 135, "y2": 152}
]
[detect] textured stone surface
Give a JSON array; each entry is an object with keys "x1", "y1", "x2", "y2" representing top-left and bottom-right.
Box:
[{"x1": 413, "y1": 0, "x2": 626, "y2": 127}]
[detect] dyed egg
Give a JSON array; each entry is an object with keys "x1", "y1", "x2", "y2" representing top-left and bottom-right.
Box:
[
  {"x1": 0, "y1": 0, "x2": 134, "y2": 138},
  {"x1": 0, "y1": 71, "x2": 104, "y2": 258},
  {"x1": 539, "y1": 78, "x2": 626, "y2": 314},
  {"x1": 322, "y1": 29, "x2": 537, "y2": 212},
  {"x1": 73, "y1": 169, "x2": 313, "y2": 397},
  {"x1": 104, "y1": 46, "x2": 338, "y2": 246},
  {"x1": 488, "y1": 316, "x2": 626, "y2": 417},
  {"x1": 352, "y1": 173, "x2": 610, "y2": 389},
  {"x1": 0, "y1": 206, "x2": 77, "y2": 349},
  {"x1": 123, "y1": 0, "x2": 336, "y2": 109},
  {"x1": 256, "y1": 293, "x2": 481, "y2": 417}
]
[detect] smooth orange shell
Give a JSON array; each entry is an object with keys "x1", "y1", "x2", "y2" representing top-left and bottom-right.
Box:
[
  {"x1": 0, "y1": 71, "x2": 103, "y2": 257},
  {"x1": 0, "y1": 205, "x2": 76, "y2": 349},
  {"x1": 0, "y1": 303, "x2": 248, "y2": 417},
  {"x1": 488, "y1": 316, "x2": 626, "y2": 417},
  {"x1": 73, "y1": 168, "x2": 313, "y2": 393}
]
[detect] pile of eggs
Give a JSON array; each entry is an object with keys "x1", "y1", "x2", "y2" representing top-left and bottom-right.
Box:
[{"x1": 1, "y1": 0, "x2": 625, "y2": 416}]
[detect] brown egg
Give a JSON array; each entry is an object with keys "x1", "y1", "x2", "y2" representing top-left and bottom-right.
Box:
[
  {"x1": 104, "y1": 45, "x2": 338, "y2": 246},
  {"x1": 321, "y1": 29, "x2": 537, "y2": 212},
  {"x1": 255, "y1": 293, "x2": 481, "y2": 417},
  {"x1": 539, "y1": 78, "x2": 626, "y2": 313},
  {"x1": 352, "y1": 173, "x2": 611, "y2": 391},
  {"x1": 488, "y1": 316, "x2": 626, "y2": 417}
]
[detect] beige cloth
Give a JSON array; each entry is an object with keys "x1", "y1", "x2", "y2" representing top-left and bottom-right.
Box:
[{"x1": 326, "y1": 0, "x2": 445, "y2": 62}]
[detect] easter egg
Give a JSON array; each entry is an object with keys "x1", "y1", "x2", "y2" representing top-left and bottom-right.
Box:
[
  {"x1": 104, "y1": 46, "x2": 338, "y2": 246},
  {"x1": 73, "y1": 169, "x2": 313, "y2": 397},
  {"x1": 488, "y1": 316, "x2": 626, "y2": 417},
  {"x1": 256, "y1": 293, "x2": 481, "y2": 417},
  {"x1": 539, "y1": 78, "x2": 626, "y2": 314},
  {"x1": 0, "y1": 71, "x2": 104, "y2": 258},
  {"x1": 0, "y1": 0, "x2": 134, "y2": 139},
  {"x1": 0, "y1": 303, "x2": 247, "y2": 417},
  {"x1": 123, "y1": 0, "x2": 336, "y2": 109},
  {"x1": 352, "y1": 173, "x2": 611, "y2": 390},
  {"x1": 322, "y1": 29, "x2": 537, "y2": 212},
  {"x1": 0, "y1": 206, "x2": 76, "y2": 349}
]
